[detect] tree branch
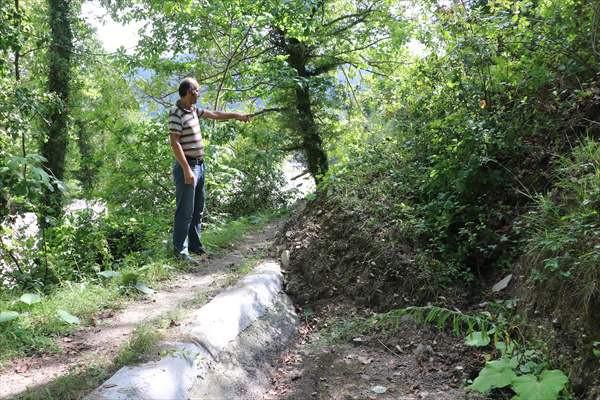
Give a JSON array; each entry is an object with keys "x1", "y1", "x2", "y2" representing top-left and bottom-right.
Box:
[
  {"x1": 213, "y1": 22, "x2": 254, "y2": 111},
  {"x1": 291, "y1": 169, "x2": 311, "y2": 180},
  {"x1": 307, "y1": 58, "x2": 345, "y2": 76},
  {"x1": 328, "y1": 36, "x2": 391, "y2": 58},
  {"x1": 322, "y1": 1, "x2": 381, "y2": 29},
  {"x1": 0, "y1": 236, "x2": 25, "y2": 276},
  {"x1": 220, "y1": 80, "x2": 275, "y2": 92},
  {"x1": 249, "y1": 107, "x2": 288, "y2": 117},
  {"x1": 280, "y1": 144, "x2": 303, "y2": 152}
]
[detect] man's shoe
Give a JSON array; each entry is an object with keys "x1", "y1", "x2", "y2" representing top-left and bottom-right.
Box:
[
  {"x1": 174, "y1": 253, "x2": 201, "y2": 265},
  {"x1": 190, "y1": 248, "x2": 209, "y2": 262},
  {"x1": 189, "y1": 248, "x2": 206, "y2": 256}
]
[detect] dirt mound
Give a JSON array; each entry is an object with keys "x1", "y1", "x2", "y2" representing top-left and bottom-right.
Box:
[
  {"x1": 275, "y1": 196, "x2": 468, "y2": 311},
  {"x1": 277, "y1": 196, "x2": 600, "y2": 399}
]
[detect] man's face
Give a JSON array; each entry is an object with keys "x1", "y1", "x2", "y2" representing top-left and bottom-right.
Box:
[{"x1": 189, "y1": 84, "x2": 200, "y2": 103}]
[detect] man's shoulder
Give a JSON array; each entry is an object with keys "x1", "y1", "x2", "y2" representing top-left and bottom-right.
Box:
[{"x1": 169, "y1": 105, "x2": 183, "y2": 117}]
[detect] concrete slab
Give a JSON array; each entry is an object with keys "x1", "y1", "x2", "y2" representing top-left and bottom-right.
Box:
[
  {"x1": 86, "y1": 343, "x2": 208, "y2": 400},
  {"x1": 189, "y1": 294, "x2": 299, "y2": 399},
  {"x1": 86, "y1": 260, "x2": 289, "y2": 400},
  {"x1": 185, "y1": 261, "x2": 283, "y2": 358}
]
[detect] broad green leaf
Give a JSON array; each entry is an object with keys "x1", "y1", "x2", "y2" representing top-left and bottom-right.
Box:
[
  {"x1": 512, "y1": 370, "x2": 568, "y2": 400},
  {"x1": 57, "y1": 310, "x2": 80, "y2": 325},
  {"x1": 465, "y1": 331, "x2": 490, "y2": 347},
  {"x1": 495, "y1": 341, "x2": 516, "y2": 355},
  {"x1": 97, "y1": 270, "x2": 121, "y2": 279},
  {"x1": 519, "y1": 361, "x2": 539, "y2": 374},
  {"x1": 0, "y1": 311, "x2": 20, "y2": 324},
  {"x1": 469, "y1": 358, "x2": 517, "y2": 393},
  {"x1": 135, "y1": 282, "x2": 155, "y2": 295},
  {"x1": 19, "y1": 293, "x2": 41, "y2": 305}
]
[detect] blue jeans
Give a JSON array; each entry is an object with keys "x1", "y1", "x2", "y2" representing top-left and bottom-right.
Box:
[{"x1": 172, "y1": 161, "x2": 205, "y2": 255}]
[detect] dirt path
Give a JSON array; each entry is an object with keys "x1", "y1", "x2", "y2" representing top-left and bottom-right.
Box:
[
  {"x1": 264, "y1": 303, "x2": 486, "y2": 400},
  {"x1": 0, "y1": 221, "x2": 281, "y2": 400},
  {"x1": 2, "y1": 218, "x2": 489, "y2": 400}
]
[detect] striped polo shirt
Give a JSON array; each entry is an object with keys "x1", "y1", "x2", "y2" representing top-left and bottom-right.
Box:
[{"x1": 168, "y1": 100, "x2": 205, "y2": 159}]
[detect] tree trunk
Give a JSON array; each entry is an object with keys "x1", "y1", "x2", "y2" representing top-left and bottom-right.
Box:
[
  {"x1": 283, "y1": 37, "x2": 329, "y2": 184},
  {"x1": 14, "y1": 0, "x2": 20, "y2": 81},
  {"x1": 42, "y1": 0, "x2": 72, "y2": 219},
  {"x1": 76, "y1": 120, "x2": 95, "y2": 194},
  {"x1": 295, "y1": 85, "x2": 328, "y2": 183}
]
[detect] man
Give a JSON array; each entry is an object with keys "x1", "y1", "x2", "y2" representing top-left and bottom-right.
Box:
[{"x1": 168, "y1": 77, "x2": 250, "y2": 262}]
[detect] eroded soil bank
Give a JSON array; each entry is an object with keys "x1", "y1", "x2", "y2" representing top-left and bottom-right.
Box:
[{"x1": 273, "y1": 198, "x2": 599, "y2": 399}]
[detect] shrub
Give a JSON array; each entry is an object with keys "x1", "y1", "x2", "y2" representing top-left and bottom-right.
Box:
[
  {"x1": 522, "y1": 139, "x2": 600, "y2": 325},
  {"x1": 43, "y1": 210, "x2": 113, "y2": 283}
]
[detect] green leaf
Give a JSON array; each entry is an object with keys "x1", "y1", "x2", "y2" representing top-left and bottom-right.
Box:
[
  {"x1": 495, "y1": 341, "x2": 515, "y2": 355},
  {"x1": 121, "y1": 272, "x2": 139, "y2": 286},
  {"x1": 469, "y1": 358, "x2": 517, "y2": 393},
  {"x1": 0, "y1": 311, "x2": 20, "y2": 324},
  {"x1": 512, "y1": 370, "x2": 568, "y2": 400},
  {"x1": 97, "y1": 270, "x2": 121, "y2": 279},
  {"x1": 57, "y1": 310, "x2": 80, "y2": 325},
  {"x1": 19, "y1": 293, "x2": 41, "y2": 305},
  {"x1": 465, "y1": 331, "x2": 490, "y2": 347},
  {"x1": 135, "y1": 282, "x2": 155, "y2": 295}
]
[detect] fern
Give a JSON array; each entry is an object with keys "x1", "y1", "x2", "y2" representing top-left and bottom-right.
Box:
[
  {"x1": 375, "y1": 306, "x2": 493, "y2": 337},
  {"x1": 320, "y1": 305, "x2": 494, "y2": 343}
]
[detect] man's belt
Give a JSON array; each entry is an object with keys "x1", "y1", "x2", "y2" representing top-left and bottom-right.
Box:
[{"x1": 186, "y1": 156, "x2": 203, "y2": 165}]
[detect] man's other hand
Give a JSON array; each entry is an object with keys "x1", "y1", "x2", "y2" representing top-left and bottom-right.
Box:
[{"x1": 184, "y1": 167, "x2": 195, "y2": 185}]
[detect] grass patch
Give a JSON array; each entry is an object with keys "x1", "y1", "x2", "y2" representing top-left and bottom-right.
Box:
[
  {"x1": 154, "y1": 308, "x2": 185, "y2": 330},
  {"x1": 222, "y1": 252, "x2": 265, "y2": 287},
  {"x1": 0, "y1": 284, "x2": 120, "y2": 366},
  {"x1": 202, "y1": 210, "x2": 284, "y2": 255},
  {"x1": 522, "y1": 139, "x2": 600, "y2": 327},
  {"x1": 114, "y1": 324, "x2": 162, "y2": 367},
  {"x1": 18, "y1": 361, "x2": 112, "y2": 400},
  {"x1": 316, "y1": 306, "x2": 493, "y2": 346}
]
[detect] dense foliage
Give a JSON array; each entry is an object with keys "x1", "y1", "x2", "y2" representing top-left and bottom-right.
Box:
[
  {"x1": 0, "y1": 0, "x2": 290, "y2": 290},
  {"x1": 0, "y1": 0, "x2": 599, "y2": 397}
]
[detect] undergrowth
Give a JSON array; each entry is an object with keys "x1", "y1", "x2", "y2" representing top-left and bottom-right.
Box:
[
  {"x1": 0, "y1": 210, "x2": 282, "y2": 367},
  {"x1": 320, "y1": 305, "x2": 494, "y2": 345},
  {"x1": 0, "y1": 284, "x2": 119, "y2": 365},
  {"x1": 522, "y1": 139, "x2": 600, "y2": 328},
  {"x1": 319, "y1": 302, "x2": 570, "y2": 399}
]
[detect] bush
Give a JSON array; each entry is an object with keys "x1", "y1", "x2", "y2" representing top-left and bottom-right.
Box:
[
  {"x1": 522, "y1": 139, "x2": 600, "y2": 325},
  {"x1": 43, "y1": 210, "x2": 112, "y2": 283},
  {"x1": 217, "y1": 136, "x2": 290, "y2": 217}
]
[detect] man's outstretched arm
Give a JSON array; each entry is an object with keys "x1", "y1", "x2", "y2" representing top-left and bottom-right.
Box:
[{"x1": 201, "y1": 110, "x2": 251, "y2": 122}]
